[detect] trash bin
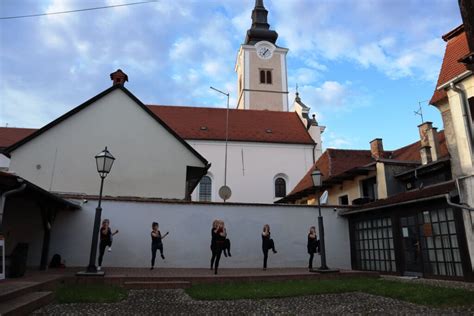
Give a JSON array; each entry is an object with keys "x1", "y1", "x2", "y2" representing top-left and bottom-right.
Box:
[{"x1": 8, "y1": 243, "x2": 28, "y2": 278}]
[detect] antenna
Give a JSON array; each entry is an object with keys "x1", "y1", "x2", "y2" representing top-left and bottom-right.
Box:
[{"x1": 414, "y1": 100, "x2": 428, "y2": 124}]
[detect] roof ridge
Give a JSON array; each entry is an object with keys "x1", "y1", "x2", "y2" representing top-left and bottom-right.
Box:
[{"x1": 148, "y1": 104, "x2": 297, "y2": 114}]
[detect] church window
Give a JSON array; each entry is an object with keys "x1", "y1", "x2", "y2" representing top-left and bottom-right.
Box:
[
  {"x1": 266, "y1": 70, "x2": 272, "y2": 84},
  {"x1": 199, "y1": 176, "x2": 212, "y2": 201},
  {"x1": 275, "y1": 177, "x2": 286, "y2": 197},
  {"x1": 259, "y1": 69, "x2": 273, "y2": 84}
]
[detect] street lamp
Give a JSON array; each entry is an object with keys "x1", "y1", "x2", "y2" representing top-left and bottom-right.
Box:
[
  {"x1": 311, "y1": 169, "x2": 329, "y2": 271},
  {"x1": 81, "y1": 147, "x2": 115, "y2": 275}
]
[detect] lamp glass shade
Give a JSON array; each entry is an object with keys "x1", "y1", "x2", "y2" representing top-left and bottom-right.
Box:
[
  {"x1": 95, "y1": 147, "x2": 115, "y2": 177},
  {"x1": 311, "y1": 169, "x2": 322, "y2": 187}
]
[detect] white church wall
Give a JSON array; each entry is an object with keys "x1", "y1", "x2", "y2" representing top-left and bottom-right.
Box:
[
  {"x1": 8, "y1": 89, "x2": 205, "y2": 199},
  {"x1": 48, "y1": 199, "x2": 351, "y2": 269},
  {"x1": 188, "y1": 140, "x2": 316, "y2": 203}
]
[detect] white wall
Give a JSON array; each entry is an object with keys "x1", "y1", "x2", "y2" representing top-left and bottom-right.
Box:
[
  {"x1": 8, "y1": 89, "x2": 206, "y2": 199},
  {"x1": 49, "y1": 200, "x2": 351, "y2": 269},
  {"x1": 189, "y1": 140, "x2": 316, "y2": 203},
  {"x1": 0, "y1": 154, "x2": 10, "y2": 170}
]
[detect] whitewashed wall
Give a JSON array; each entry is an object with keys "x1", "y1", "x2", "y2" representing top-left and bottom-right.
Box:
[
  {"x1": 49, "y1": 200, "x2": 351, "y2": 269},
  {"x1": 8, "y1": 89, "x2": 206, "y2": 199},
  {"x1": 189, "y1": 140, "x2": 316, "y2": 204}
]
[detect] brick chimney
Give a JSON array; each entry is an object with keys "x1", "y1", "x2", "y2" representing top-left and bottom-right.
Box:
[
  {"x1": 418, "y1": 122, "x2": 441, "y2": 165},
  {"x1": 370, "y1": 138, "x2": 384, "y2": 160},
  {"x1": 110, "y1": 69, "x2": 128, "y2": 86},
  {"x1": 458, "y1": 0, "x2": 474, "y2": 66}
]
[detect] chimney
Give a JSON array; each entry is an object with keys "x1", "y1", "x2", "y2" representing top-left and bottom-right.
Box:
[
  {"x1": 458, "y1": 0, "x2": 474, "y2": 65},
  {"x1": 110, "y1": 69, "x2": 128, "y2": 86},
  {"x1": 370, "y1": 138, "x2": 384, "y2": 160},
  {"x1": 418, "y1": 122, "x2": 441, "y2": 165}
]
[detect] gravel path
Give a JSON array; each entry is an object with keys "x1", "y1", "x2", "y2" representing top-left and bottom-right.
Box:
[
  {"x1": 381, "y1": 275, "x2": 474, "y2": 291},
  {"x1": 33, "y1": 289, "x2": 474, "y2": 315}
]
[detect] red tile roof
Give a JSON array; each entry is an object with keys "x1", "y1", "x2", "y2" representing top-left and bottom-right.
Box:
[
  {"x1": 283, "y1": 131, "x2": 449, "y2": 201},
  {"x1": 0, "y1": 127, "x2": 36, "y2": 149},
  {"x1": 0, "y1": 106, "x2": 314, "y2": 151},
  {"x1": 148, "y1": 105, "x2": 314, "y2": 144},
  {"x1": 342, "y1": 181, "x2": 455, "y2": 214},
  {"x1": 430, "y1": 25, "x2": 471, "y2": 105}
]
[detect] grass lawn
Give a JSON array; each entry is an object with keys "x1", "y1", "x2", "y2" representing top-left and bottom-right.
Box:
[
  {"x1": 55, "y1": 284, "x2": 128, "y2": 304},
  {"x1": 185, "y1": 278, "x2": 474, "y2": 308}
]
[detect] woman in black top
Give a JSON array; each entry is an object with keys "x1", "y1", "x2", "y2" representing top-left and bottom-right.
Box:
[
  {"x1": 212, "y1": 220, "x2": 227, "y2": 275},
  {"x1": 151, "y1": 222, "x2": 169, "y2": 270},
  {"x1": 210, "y1": 219, "x2": 219, "y2": 270},
  {"x1": 307, "y1": 226, "x2": 320, "y2": 271},
  {"x1": 262, "y1": 224, "x2": 277, "y2": 270},
  {"x1": 98, "y1": 219, "x2": 118, "y2": 271}
]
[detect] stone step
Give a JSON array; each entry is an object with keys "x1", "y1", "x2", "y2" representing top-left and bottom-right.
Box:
[
  {"x1": 123, "y1": 281, "x2": 191, "y2": 289},
  {"x1": 0, "y1": 291, "x2": 54, "y2": 316},
  {"x1": 0, "y1": 282, "x2": 41, "y2": 303}
]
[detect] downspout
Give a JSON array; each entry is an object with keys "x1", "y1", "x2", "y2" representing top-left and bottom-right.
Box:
[
  {"x1": 450, "y1": 83, "x2": 474, "y2": 156},
  {"x1": 444, "y1": 194, "x2": 474, "y2": 229},
  {"x1": 0, "y1": 183, "x2": 27, "y2": 233}
]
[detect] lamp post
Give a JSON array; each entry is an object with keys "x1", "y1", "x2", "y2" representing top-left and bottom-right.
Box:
[
  {"x1": 311, "y1": 169, "x2": 328, "y2": 270},
  {"x1": 83, "y1": 147, "x2": 115, "y2": 275}
]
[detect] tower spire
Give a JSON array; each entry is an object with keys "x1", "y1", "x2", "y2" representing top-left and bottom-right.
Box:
[{"x1": 245, "y1": 0, "x2": 278, "y2": 45}]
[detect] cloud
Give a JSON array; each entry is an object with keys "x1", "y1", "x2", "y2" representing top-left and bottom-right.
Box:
[{"x1": 323, "y1": 130, "x2": 359, "y2": 149}]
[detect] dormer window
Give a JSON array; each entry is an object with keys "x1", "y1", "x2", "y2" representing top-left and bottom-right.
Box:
[{"x1": 259, "y1": 69, "x2": 273, "y2": 84}]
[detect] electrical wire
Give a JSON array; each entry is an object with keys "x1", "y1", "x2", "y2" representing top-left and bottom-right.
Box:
[{"x1": 0, "y1": 0, "x2": 158, "y2": 20}]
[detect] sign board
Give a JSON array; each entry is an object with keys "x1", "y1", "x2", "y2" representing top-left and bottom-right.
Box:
[{"x1": 219, "y1": 185, "x2": 232, "y2": 201}]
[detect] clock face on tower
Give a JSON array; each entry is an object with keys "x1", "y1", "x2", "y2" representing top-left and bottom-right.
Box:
[{"x1": 255, "y1": 41, "x2": 275, "y2": 60}]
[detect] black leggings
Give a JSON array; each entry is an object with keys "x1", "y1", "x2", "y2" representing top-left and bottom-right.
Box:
[
  {"x1": 151, "y1": 244, "x2": 163, "y2": 267},
  {"x1": 263, "y1": 249, "x2": 269, "y2": 269},
  {"x1": 309, "y1": 252, "x2": 315, "y2": 269},
  {"x1": 98, "y1": 239, "x2": 112, "y2": 266},
  {"x1": 211, "y1": 245, "x2": 223, "y2": 273}
]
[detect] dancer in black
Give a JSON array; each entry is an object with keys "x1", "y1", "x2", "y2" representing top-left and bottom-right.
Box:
[
  {"x1": 307, "y1": 226, "x2": 320, "y2": 271},
  {"x1": 213, "y1": 220, "x2": 227, "y2": 275},
  {"x1": 98, "y1": 219, "x2": 119, "y2": 271},
  {"x1": 262, "y1": 224, "x2": 277, "y2": 270},
  {"x1": 150, "y1": 222, "x2": 169, "y2": 270},
  {"x1": 223, "y1": 222, "x2": 232, "y2": 257},
  {"x1": 210, "y1": 219, "x2": 219, "y2": 270}
]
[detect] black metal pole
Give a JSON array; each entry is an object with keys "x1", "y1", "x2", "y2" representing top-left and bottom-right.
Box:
[
  {"x1": 86, "y1": 176, "x2": 105, "y2": 273},
  {"x1": 317, "y1": 192, "x2": 328, "y2": 270}
]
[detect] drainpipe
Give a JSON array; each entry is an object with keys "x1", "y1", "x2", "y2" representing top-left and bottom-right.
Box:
[
  {"x1": 445, "y1": 194, "x2": 474, "y2": 229},
  {"x1": 450, "y1": 83, "x2": 474, "y2": 156},
  {"x1": 0, "y1": 183, "x2": 27, "y2": 233}
]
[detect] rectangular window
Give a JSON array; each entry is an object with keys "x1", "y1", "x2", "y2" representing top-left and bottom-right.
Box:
[
  {"x1": 338, "y1": 195, "x2": 349, "y2": 205},
  {"x1": 361, "y1": 177, "x2": 377, "y2": 201},
  {"x1": 353, "y1": 217, "x2": 395, "y2": 272},
  {"x1": 259, "y1": 69, "x2": 273, "y2": 84}
]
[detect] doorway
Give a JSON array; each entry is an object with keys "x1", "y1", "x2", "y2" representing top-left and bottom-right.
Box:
[{"x1": 400, "y1": 215, "x2": 423, "y2": 276}]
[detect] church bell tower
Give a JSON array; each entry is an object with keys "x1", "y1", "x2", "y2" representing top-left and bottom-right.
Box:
[{"x1": 236, "y1": 0, "x2": 289, "y2": 111}]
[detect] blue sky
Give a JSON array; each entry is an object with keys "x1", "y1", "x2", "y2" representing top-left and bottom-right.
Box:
[{"x1": 0, "y1": 0, "x2": 462, "y2": 151}]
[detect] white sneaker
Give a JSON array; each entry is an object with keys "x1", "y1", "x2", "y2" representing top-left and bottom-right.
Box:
[
  {"x1": 97, "y1": 266, "x2": 101, "y2": 271},
  {"x1": 108, "y1": 247, "x2": 112, "y2": 252}
]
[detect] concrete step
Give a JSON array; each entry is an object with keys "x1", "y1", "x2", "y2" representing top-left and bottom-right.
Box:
[
  {"x1": 123, "y1": 281, "x2": 191, "y2": 289},
  {"x1": 0, "y1": 291, "x2": 54, "y2": 316},
  {"x1": 0, "y1": 282, "x2": 41, "y2": 303}
]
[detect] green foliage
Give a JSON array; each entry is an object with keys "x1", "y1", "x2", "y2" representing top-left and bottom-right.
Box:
[
  {"x1": 186, "y1": 278, "x2": 474, "y2": 308},
  {"x1": 55, "y1": 284, "x2": 128, "y2": 304}
]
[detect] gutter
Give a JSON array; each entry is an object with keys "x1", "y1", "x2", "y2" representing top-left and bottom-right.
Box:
[
  {"x1": 339, "y1": 194, "x2": 448, "y2": 216},
  {"x1": 0, "y1": 183, "x2": 27, "y2": 233},
  {"x1": 436, "y1": 70, "x2": 472, "y2": 91}
]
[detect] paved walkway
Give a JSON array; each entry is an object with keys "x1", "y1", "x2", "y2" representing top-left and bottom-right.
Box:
[{"x1": 34, "y1": 289, "x2": 474, "y2": 315}]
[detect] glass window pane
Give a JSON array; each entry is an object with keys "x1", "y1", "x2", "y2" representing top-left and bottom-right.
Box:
[
  {"x1": 423, "y1": 211, "x2": 431, "y2": 223},
  {"x1": 442, "y1": 235, "x2": 451, "y2": 249},
  {"x1": 433, "y1": 224, "x2": 440, "y2": 235},
  {"x1": 440, "y1": 222, "x2": 448, "y2": 235},
  {"x1": 448, "y1": 221, "x2": 456, "y2": 234},
  {"x1": 439, "y1": 264, "x2": 446, "y2": 275},
  {"x1": 438, "y1": 209, "x2": 446, "y2": 221},
  {"x1": 453, "y1": 249, "x2": 461, "y2": 262},
  {"x1": 427, "y1": 237, "x2": 434, "y2": 248},
  {"x1": 446, "y1": 208, "x2": 454, "y2": 220},
  {"x1": 431, "y1": 211, "x2": 439, "y2": 222},
  {"x1": 437, "y1": 249, "x2": 444, "y2": 262},
  {"x1": 451, "y1": 236, "x2": 458, "y2": 248},
  {"x1": 435, "y1": 236, "x2": 442, "y2": 248},
  {"x1": 455, "y1": 263, "x2": 463, "y2": 277},
  {"x1": 432, "y1": 263, "x2": 439, "y2": 275},
  {"x1": 429, "y1": 249, "x2": 436, "y2": 261},
  {"x1": 444, "y1": 249, "x2": 453, "y2": 262}
]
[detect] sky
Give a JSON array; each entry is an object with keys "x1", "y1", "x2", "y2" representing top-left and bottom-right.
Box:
[{"x1": 0, "y1": 0, "x2": 462, "y2": 151}]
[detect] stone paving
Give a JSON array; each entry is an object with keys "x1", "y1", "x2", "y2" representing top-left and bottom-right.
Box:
[{"x1": 34, "y1": 288, "x2": 474, "y2": 315}]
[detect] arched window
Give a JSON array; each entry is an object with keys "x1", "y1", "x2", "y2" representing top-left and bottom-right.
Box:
[
  {"x1": 275, "y1": 177, "x2": 286, "y2": 197},
  {"x1": 260, "y1": 70, "x2": 266, "y2": 84},
  {"x1": 199, "y1": 176, "x2": 212, "y2": 201},
  {"x1": 266, "y1": 70, "x2": 272, "y2": 84}
]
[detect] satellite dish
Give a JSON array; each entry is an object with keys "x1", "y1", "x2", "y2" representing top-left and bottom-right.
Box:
[
  {"x1": 219, "y1": 185, "x2": 232, "y2": 201},
  {"x1": 319, "y1": 190, "x2": 329, "y2": 205}
]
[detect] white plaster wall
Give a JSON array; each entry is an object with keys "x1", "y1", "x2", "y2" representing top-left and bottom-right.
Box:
[
  {"x1": 49, "y1": 200, "x2": 351, "y2": 269},
  {"x1": 8, "y1": 89, "x2": 205, "y2": 199},
  {"x1": 0, "y1": 154, "x2": 10, "y2": 170},
  {"x1": 188, "y1": 140, "x2": 316, "y2": 203}
]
